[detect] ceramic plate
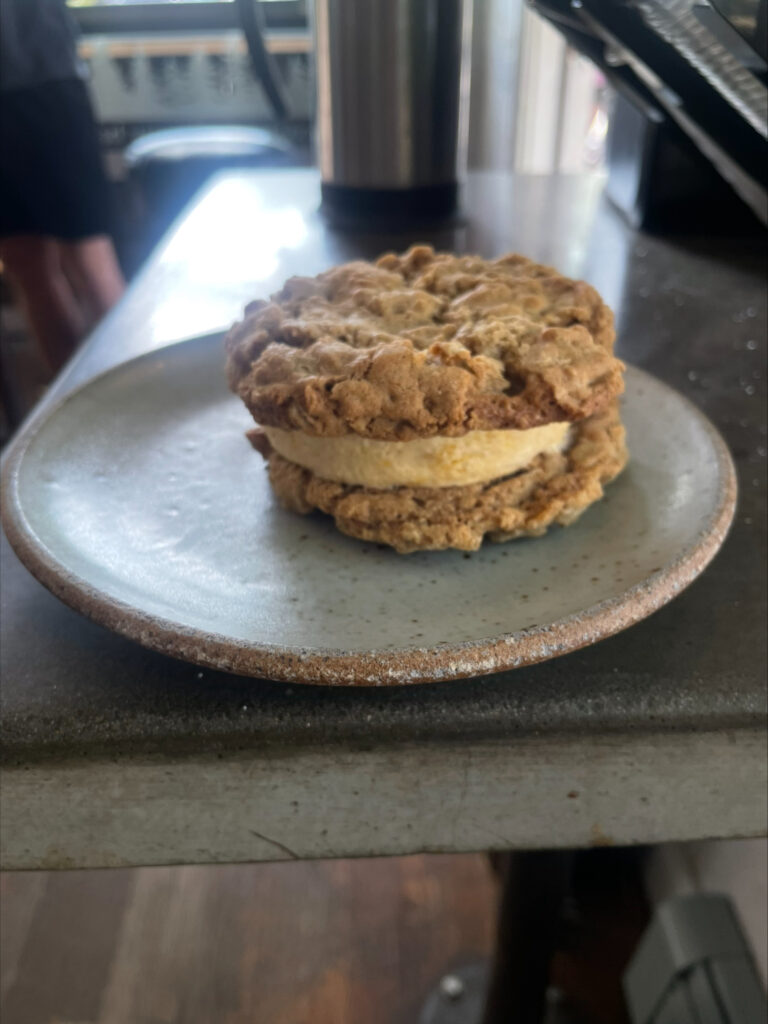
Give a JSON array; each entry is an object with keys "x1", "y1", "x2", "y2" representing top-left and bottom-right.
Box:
[{"x1": 1, "y1": 334, "x2": 736, "y2": 685}]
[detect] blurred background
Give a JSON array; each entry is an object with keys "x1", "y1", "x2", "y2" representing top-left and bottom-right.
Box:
[{"x1": 66, "y1": 0, "x2": 611, "y2": 271}]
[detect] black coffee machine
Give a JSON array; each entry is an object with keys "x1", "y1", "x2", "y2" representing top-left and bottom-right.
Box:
[{"x1": 531, "y1": 0, "x2": 767, "y2": 230}]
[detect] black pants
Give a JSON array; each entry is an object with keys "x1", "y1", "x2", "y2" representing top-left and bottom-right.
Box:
[{"x1": 0, "y1": 77, "x2": 112, "y2": 241}]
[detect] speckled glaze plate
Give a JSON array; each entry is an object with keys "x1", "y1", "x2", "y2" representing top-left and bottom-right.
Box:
[{"x1": 2, "y1": 334, "x2": 736, "y2": 686}]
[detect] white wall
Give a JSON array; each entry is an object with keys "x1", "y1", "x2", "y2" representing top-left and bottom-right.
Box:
[
  {"x1": 468, "y1": 1, "x2": 603, "y2": 174},
  {"x1": 467, "y1": 0, "x2": 524, "y2": 170}
]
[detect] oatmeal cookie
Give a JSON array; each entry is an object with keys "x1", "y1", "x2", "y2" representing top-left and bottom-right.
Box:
[
  {"x1": 225, "y1": 246, "x2": 624, "y2": 441},
  {"x1": 227, "y1": 247, "x2": 627, "y2": 552}
]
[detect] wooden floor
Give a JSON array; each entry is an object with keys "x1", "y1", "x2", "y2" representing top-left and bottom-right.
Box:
[
  {"x1": 2, "y1": 855, "x2": 497, "y2": 1024},
  {"x1": 1, "y1": 850, "x2": 647, "y2": 1024}
]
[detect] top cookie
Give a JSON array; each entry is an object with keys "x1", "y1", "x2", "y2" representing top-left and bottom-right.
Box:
[{"x1": 225, "y1": 245, "x2": 624, "y2": 441}]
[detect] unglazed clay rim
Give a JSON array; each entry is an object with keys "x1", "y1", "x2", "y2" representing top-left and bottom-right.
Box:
[{"x1": 1, "y1": 348, "x2": 738, "y2": 687}]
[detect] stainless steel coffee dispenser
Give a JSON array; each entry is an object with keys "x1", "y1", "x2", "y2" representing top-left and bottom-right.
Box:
[{"x1": 314, "y1": 0, "x2": 466, "y2": 222}]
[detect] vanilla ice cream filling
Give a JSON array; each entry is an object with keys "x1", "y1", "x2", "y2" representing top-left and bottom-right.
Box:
[{"x1": 264, "y1": 422, "x2": 571, "y2": 489}]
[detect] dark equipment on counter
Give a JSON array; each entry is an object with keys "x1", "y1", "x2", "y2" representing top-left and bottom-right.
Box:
[{"x1": 531, "y1": 0, "x2": 767, "y2": 230}]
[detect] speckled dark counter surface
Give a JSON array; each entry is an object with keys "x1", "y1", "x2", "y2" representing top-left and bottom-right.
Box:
[{"x1": 1, "y1": 172, "x2": 765, "y2": 868}]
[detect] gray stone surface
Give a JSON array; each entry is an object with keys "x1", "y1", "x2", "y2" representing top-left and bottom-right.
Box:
[{"x1": 1, "y1": 171, "x2": 765, "y2": 867}]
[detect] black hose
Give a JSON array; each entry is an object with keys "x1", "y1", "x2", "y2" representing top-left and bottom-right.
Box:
[{"x1": 235, "y1": 0, "x2": 290, "y2": 122}]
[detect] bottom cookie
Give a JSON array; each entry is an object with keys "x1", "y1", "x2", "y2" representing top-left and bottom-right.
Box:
[{"x1": 251, "y1": 404, "x2": 628, "y2": 553}]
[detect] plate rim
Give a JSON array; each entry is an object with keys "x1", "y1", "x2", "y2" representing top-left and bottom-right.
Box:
[{"x1": 0, "y1": 335, "x2": 738, "y2": 686}]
